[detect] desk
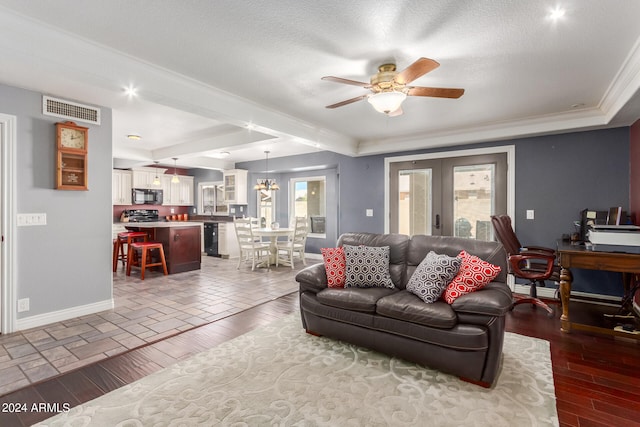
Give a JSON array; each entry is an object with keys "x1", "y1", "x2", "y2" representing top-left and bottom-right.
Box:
[
  {"x1": 253, "y1": 227, "x2": 293, "y2": 266},
  {"x1": 557, "y1": 241, "x2": 639, "y2": 337}
]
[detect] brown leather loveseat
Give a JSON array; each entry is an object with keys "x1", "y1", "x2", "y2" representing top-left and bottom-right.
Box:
[{"x1": 295, "y1": 232, "x2": 513, "y2": 387}]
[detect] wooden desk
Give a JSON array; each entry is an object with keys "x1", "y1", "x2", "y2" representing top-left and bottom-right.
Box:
[{"x1": 557, "y1": 241, "x2": 639, "y2": 337}]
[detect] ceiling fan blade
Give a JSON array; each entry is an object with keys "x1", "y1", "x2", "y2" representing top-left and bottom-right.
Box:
[
  {"x1": 321, "y1": 76, "x2": 370, "y2": 87},
  {"x1": 395, "y1": 58, "x2": 440, "y2": 84},
  {"x1": 407, "y1": 86, "x2": 465, "y2": 99},
  {"x1": 387, "y1": 107, "x2": 403, "y2": 117},
  {"x1": 325, "y1": 94, "x2": 368, "y2": 109}
]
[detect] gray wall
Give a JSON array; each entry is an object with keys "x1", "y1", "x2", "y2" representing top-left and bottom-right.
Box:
[
  {"x1": 0, "y1": 83, "x2": 112, "y2": 319},
  {"x1": 238, "y1": 127, "x2": 630, "y2": 296}
]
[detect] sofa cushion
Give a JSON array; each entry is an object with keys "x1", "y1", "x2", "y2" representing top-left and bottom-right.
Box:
[
  {"x1": 317, "y1": 287, "x2": 398, "y2": 313},
  {"x1": 404, "y1": 235, "x2": 508, "y2": 287},
  {"x1": 443, "y1": 250, "x2": 502, "y2": 304},
  {"x1": 344, "y1": 245, "x2": 395, "y2": 289},
  {"x1": 321, "y1": 247, "x2": 346, "y2": 288},
  {"x1": 406, "y1": 251, "x2": 461, "y2": 303},
  {"x1": 376, "y1": 291, "x2": 457, "y2": 329},
  {"x1": 338, "y1": 233, "x2": 409, "y2": 288}
]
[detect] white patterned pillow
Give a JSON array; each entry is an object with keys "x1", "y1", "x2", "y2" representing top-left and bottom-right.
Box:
[
  {"x1": 344, "y1": 245, "x2": 395, "y2": 289},
  {"x1": 406, "y1": 251, "x2": 461, "y2": 303}
]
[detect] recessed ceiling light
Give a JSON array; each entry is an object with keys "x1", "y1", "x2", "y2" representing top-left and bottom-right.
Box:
[
  {"x1": 127, "y1": 134, "x2": 142, "y2": 140},
  {"x1": 211, "y1": 151, "x2": 230, "y2": 159},
  {"x1": 548, "y1": 7, "x2": 566, "y2": 21},
  {"x1": 124, "y1": 85, "x2": 138, "y2": 98}
]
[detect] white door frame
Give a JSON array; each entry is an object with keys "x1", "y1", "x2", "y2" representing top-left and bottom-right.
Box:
[
  {"x1": 384, "y1": 145, "x2": 516, "y2": 233},
  {"x1": 0, "y1": 114, "x2": 17, "y2": 334}
]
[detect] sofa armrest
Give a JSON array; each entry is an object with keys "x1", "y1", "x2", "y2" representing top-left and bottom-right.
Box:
[
  {"x1": 450, "y1": 282, "x2": 513, "y2": 317},
  {"x1": 295, "y1": 263, "x2": 328, "y2": 294}
]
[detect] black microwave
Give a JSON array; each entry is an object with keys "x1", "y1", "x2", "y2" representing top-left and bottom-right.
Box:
[{"x1": 132, "y1": 188, "x2": 163, "y2": 205}]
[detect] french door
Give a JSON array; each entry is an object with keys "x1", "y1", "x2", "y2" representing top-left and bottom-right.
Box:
[{"x1": 389, "y1": 153, "x2": 507, "y2": 240}]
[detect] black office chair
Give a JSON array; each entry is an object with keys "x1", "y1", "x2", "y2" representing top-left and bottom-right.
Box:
[{"x1": 491, "y1": 214, "x2": 559, "y2": 315}]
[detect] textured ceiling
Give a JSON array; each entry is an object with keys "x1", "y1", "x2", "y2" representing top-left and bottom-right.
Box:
[{"x1": 0, "y1": 0, "x2": 639, "y2": 169}]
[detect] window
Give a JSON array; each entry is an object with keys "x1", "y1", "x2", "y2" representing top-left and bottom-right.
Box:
[
  {"x1": 256, "y1": 185, "x2": 276, "y2": 227},
  {"x1": 198, "y1": 182, "x2": 227, "y2": 215},
  {"x1": 291, "y1": 177, "x2": 326, "y2": 236}
]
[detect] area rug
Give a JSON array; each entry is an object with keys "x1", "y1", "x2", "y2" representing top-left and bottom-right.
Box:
[{"x1": 36, "y1": 314, "x2": 558, "y2": 426}]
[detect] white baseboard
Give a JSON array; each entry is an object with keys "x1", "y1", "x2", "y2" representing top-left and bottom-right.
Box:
[
  {"x1": 16, "y1": 299, "x2": 114, "y2": 331},
  {"x1": 513, "y1": 284, "x2": 557, "y2": 298},
  {"x1": 513, "y1": 282, "x2": 623, "y2": 304}
]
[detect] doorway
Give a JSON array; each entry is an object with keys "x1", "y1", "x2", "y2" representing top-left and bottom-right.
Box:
[
  {"x1": 0, "y1": 114, "x2": 17, "y2": 334},
  {"x1": 385, "y1": 146, "x2": 514, "y2": 239}
]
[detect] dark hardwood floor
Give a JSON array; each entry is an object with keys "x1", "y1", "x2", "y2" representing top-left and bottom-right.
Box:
[{"x1": 1, "y1": 294, "x2": 639, "y2": 426}]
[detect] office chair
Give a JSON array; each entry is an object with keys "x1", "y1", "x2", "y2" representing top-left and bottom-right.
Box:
[{"x1": 491, "y1": 214, "x2": 559, "y2": 315}]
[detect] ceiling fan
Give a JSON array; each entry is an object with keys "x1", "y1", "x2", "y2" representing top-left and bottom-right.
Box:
[{"x1": 322, "y1": 57, "x2": 464, "y2": 116}]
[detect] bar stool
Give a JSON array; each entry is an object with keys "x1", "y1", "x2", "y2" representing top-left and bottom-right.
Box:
[
  {"x1": 126, "y1": 241, "x2": 168, "y2": 280},
  {"x1": 113, "y1": 231, "x2": 148, "y2": 272}
]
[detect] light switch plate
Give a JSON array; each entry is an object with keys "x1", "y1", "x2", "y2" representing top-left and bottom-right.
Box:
[
  {"x1": 366, "y1": 209, "x2": 373, "y2": 217},
  {"x1": 526, "y1": 210, "x2": 535, "y2": 220},
  {"x1": 17, "y1": 213, "x2": 47, "y2": 226}
]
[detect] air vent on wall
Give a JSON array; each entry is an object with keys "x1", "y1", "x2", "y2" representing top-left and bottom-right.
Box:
[{"x1": 42, "y1": 95, "x2": 101, "y2": 125}]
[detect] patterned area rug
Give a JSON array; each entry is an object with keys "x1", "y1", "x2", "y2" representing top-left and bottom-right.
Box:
[{"x1": 37, "y1": 314, "x2": 558, "y2": 426}]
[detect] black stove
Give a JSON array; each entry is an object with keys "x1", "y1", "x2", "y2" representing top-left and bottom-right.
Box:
[{"x1": 123, "y1": 209, "x2": 159, "y2": 222}]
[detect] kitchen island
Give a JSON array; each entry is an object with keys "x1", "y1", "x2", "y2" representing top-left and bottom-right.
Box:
[{"x1": 124, "y1": 222, "x2": 203, "y2": 274}]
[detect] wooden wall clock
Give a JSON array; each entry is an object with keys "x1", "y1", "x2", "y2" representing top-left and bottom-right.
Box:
[{"x1": 55, "y1": 121, "x2": 88, "y2": 190}]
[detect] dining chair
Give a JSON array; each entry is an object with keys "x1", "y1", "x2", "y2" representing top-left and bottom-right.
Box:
[
  {"x1": 276, "y1": 217, "x2": 309, "y2": 268},
  {"x1": 233, "y1": 217, "x2": 271, "y2": 270}
]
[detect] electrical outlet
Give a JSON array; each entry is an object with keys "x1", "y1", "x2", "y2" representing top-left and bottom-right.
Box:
[
  {"x1": 17, "y1": 298, "x2": 30, "y2": 312},
  {"x1": 366, "y1": 209, "x2": 374, "y2": 217},
  {"x1": 170, "y1": 208, "x2": 175, "y2": 214}
]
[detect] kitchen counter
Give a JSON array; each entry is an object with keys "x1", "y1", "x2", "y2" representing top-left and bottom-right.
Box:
[
  {"x1": 123, "y1": 223, "x2": 202, "y2": 274},
  {"x1": 122, "y1": 221, "x2": 204, "y2": 228}
]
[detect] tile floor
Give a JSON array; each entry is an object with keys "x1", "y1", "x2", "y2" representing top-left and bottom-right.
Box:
[{"x1": 0, "y1": 254, "x2": 309, "y2": 396}]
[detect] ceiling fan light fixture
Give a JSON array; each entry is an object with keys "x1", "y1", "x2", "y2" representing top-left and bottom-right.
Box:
[{"x1": 367, "y1": 91, "x2": 407, "y2": 114}]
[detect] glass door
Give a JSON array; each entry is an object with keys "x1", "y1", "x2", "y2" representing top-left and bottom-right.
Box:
[
  {"x1": 389, "y1": 160, "x2": 442, "y2": 236},
  {"x1": 389, "y1": 153, "x2": 507, "y2": 240}
]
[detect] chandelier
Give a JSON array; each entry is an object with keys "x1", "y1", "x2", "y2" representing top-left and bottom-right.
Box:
[{"x1": 254, "y1": 150, "x2": 279, "y2": 191}]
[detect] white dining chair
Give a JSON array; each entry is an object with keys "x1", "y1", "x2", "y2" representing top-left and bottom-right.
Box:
[
  {"x1": 276, "y1": 217, "x2": 309, "y2": 268},
  {"x1": 234, "y1": 217, "x2": 270, "y2": 270}
]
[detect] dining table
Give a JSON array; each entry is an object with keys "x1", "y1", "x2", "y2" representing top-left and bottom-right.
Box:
[{"x1": 253, "y1": 227, "x2": 294, "y2": 267}]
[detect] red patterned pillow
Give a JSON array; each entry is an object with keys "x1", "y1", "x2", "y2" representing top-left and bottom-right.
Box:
[
  {"x1": 321, "y1": 247, "x2": 346, "y2": 288},
  {"x1": 442, "y1": 250, "x2": 501, "y2": 304}
]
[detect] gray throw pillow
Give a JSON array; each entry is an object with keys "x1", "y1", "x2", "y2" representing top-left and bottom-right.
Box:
[
  {"x1": 406, "y1": 251, "x2": 461, "y2": 303},
  {"x1": 344, "y1": 245, "x2": 395, "y2": 289}
]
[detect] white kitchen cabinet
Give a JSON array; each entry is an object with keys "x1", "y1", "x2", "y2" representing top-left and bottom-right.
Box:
[
  {"x1": 161, "y1": 175, "x2": 172, "y2": 205},
  {"x1": 112, "y1": 170, "x2": 132, "y2": 205},
  {"x1": 131, "y1": 167, "x2": 166, "y2": 189},
  {"x1": 223, "y1": 169, "x2": 248, "y2": 204},
  {"x1": 163, "y1": 175, "x2": 194, "y2": 206}
]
